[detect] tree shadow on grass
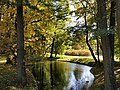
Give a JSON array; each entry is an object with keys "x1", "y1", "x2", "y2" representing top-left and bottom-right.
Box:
[{"x1": 89, "y1": 61, "x2": 120, "y2": 90}]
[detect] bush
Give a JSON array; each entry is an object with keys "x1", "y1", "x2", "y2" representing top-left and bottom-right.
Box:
[{"x1": 65, "y1": 50, "x2": 91, "y2": 56}]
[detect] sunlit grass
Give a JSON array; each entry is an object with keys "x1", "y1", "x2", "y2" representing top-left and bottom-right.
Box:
[
  {"x1": 56, "y1": 54, "x2": 120, "y2": 63},
  {"x1": 0, "y1": 56, "x2": 6, "y2": 64},
  {"x1": 56, "y1": 54, "x2": 103, "y2": 64},
  {"x1": 0, "y1": 60, "x2": 6, "y2": 64},
  {"x1": 59, "y1": 53, "x2": 101, "y2": 59}
]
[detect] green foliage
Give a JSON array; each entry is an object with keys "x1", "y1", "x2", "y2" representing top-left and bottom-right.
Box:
[
  {"x1": 0, "y1": 3, "x2": 17, "y2": 64},
  {"x1": 114, "y1": 35, "x2": 120, "y2": 60},
  {"x1": 0, "y1": 0, "x2": 120, "y2": 62},
  {"x1": 93, "y1": 28, "x2": 115, "y2": 39},
  {"x1": 54, "y1": 30, "x2": 69, "y2": 56},
  {"x1": 0, "y1": 0, "x2": 71, "y2": 61}
]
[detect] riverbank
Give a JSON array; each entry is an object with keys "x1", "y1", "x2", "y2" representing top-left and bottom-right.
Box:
[
  {"x1": 0, "y1": 64, "x2": 37, "y2": 90},
  {"x1": 90, "y1": 62, "x2": 120, "y2": 90}
]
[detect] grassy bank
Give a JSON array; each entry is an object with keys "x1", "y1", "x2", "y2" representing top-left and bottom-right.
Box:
[
  {"x1": 56, "y1": 55, "x2": 102, "y2": 66},
  {"x1": 89, "y1": 62, "x2": 120, "y2": 90}
]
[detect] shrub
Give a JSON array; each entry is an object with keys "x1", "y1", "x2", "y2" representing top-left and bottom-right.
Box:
[
  {"x1": 72, "y1": 44, "x2": 81, "y2": 50},
  {"x1": 65, "y1": 50, "x2": 91, "y2": 56}
]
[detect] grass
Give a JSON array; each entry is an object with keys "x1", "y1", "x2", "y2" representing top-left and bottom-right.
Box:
[
  {"x1": 0, "y1": 56, "x2": 6, "y2": 64},
  {"x1": 56, "y1": 54, "x2": 103, "y2": 66}
]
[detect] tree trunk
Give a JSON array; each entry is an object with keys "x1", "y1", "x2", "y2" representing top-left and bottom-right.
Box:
[
  {"x1": 116, "y1": 0, "x2": 120, "y2": 46},
  {"x1": 84, "y1": 12, "x2": 98, "y2": 64},
  {"x1": 85, "y1": 30, "x2": 98, "y2": 63},
  {"x1": 96, "y1": 0, "x2": 117, "y2": 90},
  {"x1": 109, "y1": 1, "x2": 115, "y2": 62},
  {"x1": 50, "y1": 38, "x2": 55, "y2": 58},
  {"x1": 94, "y1": 9, "x2": 101, "y2": 65},
  {"x1": 96, "y1": 38, "x2": 101, "y2": 64},
  {"x1": 16, "y1": 0, "x2": 27, "y2": 85}
]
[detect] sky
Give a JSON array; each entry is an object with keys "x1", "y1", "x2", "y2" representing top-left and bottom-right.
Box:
[{"x1": 67, "y1": 0, "x2": 84, "y2": 27}]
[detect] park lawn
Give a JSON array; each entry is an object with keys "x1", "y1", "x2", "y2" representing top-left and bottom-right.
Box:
[{"x1": 56, "y1": 54, "x2": 103, "y2": 65}]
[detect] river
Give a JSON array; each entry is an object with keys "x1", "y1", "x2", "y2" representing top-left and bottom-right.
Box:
[{"x1": 30, "y1": 61, "x2": 94, "y2": 90}]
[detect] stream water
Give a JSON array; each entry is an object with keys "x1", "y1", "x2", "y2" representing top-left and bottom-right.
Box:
[{"x1": 31, "y1": 61, "x2": 94, "y2": 90}]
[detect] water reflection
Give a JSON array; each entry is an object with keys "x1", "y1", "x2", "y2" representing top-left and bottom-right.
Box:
[{"x1": 31, "y1": 61, "x2": 94, "y2": 90}]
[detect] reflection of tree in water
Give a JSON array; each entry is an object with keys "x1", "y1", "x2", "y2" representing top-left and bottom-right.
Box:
[
  {"x1": 73, "y1": 66, "x2": 83, "y2": 81},
  {"x1": 52, "y1": 62, "x2": 70, "y2": 90},
  {"x1": 73, "y1": 66, "x2": 89, "y2": 90},
  {"x1": 31, "y1": 62, "x2": 71, "y2": 90},
  {"x1": 31, "y1": 63, "x2": 45, "y2": 90}
]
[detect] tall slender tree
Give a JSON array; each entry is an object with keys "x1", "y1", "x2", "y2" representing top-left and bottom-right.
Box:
[
  {"x1": 96, "y1": 0, "x2": 117, "y2": 90},
  {"x1": 116, "y1": 0, "x2": 120, "y2": 46},
  {"x1": 80, "y1": 1, "x2": 99, "y2": 65},
  {"x1": 109, "y1": 0, "x2": 115, "y2": 62},
  {"x1": 84, "y1": 14, "x2": 98, "y2": 64},
  {"x1": 50, "y1": 38, "x2": 55, "y2": 58},
  {"x1": 16, "y1": 0, "x2": 27, "y2": 85}
]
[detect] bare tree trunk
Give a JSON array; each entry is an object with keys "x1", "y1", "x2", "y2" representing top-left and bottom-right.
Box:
[
  {"x1": 96, "y1": 0, "x2": 117, "y2": 90},
  {"x1": 16, "y1": 0, "x2": 27, "y2": 85},
  {"x1": 50, "y1": 38, "x2": 55, "y2": 58},
  {"x1": 85, "y1": 30, "x2": 98, "y2": 63},
  {"x1": 116, "y1": 0, "x2": 120, "y2": 46},
  {"x1": 109, "y1": 0, "x2": 115, "y2": 62},
  {"x1": 96, "y1": 38, "x2": 101, "y2": 64},
  {"x1": 84, "y1": 11, "x2": 99, "y2": 64},
  {"x1": 94, "y1": 10, "x2": 101, "y2": 65}
]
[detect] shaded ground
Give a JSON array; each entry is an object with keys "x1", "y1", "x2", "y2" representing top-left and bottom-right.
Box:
[
  {"x1": 0, "y1": 64, "x2": 37, "y2": 90},
  {"x1": 89, "y1": 62, "x2": 120, "y2": 90}
]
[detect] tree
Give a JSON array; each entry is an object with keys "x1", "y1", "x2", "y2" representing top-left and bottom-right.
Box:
[
  {"x1": 116, "y1": 0, "x2": 120, "y2": 46},
  {"x1": 0, "y1": 1, "x2": 17, "y2": 64},
  {"x1": 66, "y1": 0, "x2": 100, "y2": 64},
  {"x1": 109, "y1": 0, "x2": 115, "y2": 62},
  {"x1": 50, "y1": 37, "x2": 55, "y2": 58},
  {"x1": 48, "y1": 0, "x2": 70, "y2": 58},
  {"x1": 16, "y1": 0, "x2": 27, "y2": 85},
  {"x1": 82, "y1": 1, "x2": 99, "y2": 64},
  {"x1": 96, "y1": 0, "x2": 117, "y2": 89}
]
